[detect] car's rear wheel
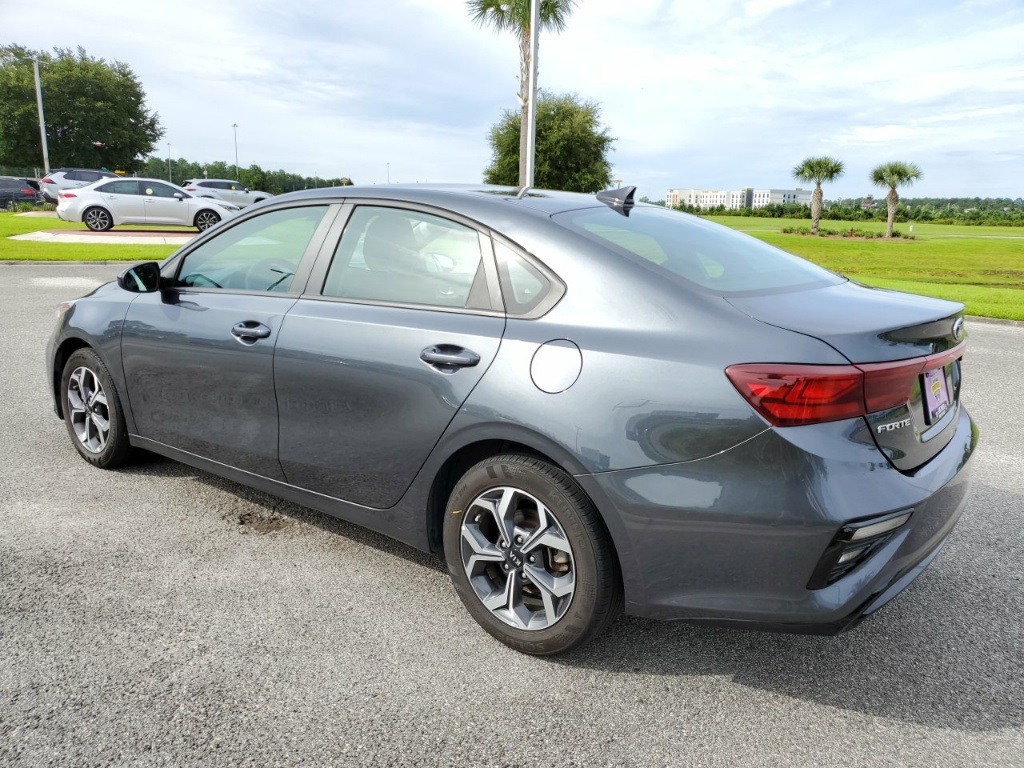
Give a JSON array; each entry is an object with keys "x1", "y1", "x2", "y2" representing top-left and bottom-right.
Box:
[
  {"x1": 83, "y1": 207, "x2": 113, "y2": 231},
  {"x1": 195, "y1": 210, "x2": 220, "y2": 231},
  {"x1": 61, "y1": 349, "x2": 132, "y2": 468},
  {"x1": 443, "y1": 454, "x2": 622, "y2": 655}
]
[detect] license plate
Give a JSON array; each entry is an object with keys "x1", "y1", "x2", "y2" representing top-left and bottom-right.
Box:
[{"x1": 922, "y1": 366, "x2": 952, "y2": 423}]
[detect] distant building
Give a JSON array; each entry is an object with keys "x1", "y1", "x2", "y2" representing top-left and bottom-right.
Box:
[{"x1": 666, "y1": 186, "x2": 811, "y2": 210}]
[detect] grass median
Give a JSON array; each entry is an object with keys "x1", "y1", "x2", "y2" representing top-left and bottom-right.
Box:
[
  {"x1": 0, "y1": 212, "x2": 179, "y2": 262},
  {"x1": 3, "y1": 210, "x2": 1021, "y2": 320}
]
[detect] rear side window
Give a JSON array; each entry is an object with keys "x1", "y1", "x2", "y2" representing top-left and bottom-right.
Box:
[
  {"x1": 322, "y1": 206, "x2": 489, "y2": 310},
  {"x1": 98, "y1": 180, "x2": 140, "y2": 195},
  {"x1": 554, "y1": 207, "x2": 844, "y2": 295}
]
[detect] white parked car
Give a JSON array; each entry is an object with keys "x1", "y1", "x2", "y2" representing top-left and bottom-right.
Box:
[
  {"x1": 40, "y1": 168, "x2": 118, "y2": 204},
  {"x1": 181, "y1": 178, "x2": 273, "y2": 208},
  {"x1": 56, "y1": 177, "x2": 239, "y2": 232}
]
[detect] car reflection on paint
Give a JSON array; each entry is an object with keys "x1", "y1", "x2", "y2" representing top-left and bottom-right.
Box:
[{"x1": 46, "y1": 184, "x2": 976, "y2": 655}]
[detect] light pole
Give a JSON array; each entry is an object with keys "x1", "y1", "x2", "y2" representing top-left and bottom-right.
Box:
[
  {"x1": 386, "y1": 162, "x2": 390, "y2": 184},
  {"x1": 167, "y1": 143, "x2": 172, "y2": 182},
  {"x1": 23, "y1": 58, "x2": 50, "y2": 175},
  {"x1": 232, "y1": 123, "x2": 239, "y2": 178},
  {"x1": 523, "y1": 0, "x2": 540, "y2": 190}
]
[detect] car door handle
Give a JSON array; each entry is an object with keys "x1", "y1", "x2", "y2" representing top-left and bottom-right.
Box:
[
  {"x1": 231, "y1": 321, "x2": 272, "y2": 342},
  {"x1": 420, "y1": 345, "x2": 480, "y2": 370}
]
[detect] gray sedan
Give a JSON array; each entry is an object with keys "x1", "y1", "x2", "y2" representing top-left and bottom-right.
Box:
[{"x1": 45, "y1": 185, "x2": 976, "y2": 655}]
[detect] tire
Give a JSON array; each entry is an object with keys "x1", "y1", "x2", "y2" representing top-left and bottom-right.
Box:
[
  {"x1": 443, "y1": 454, "x2": 622, "y2": 655},
  {"x1": 195, "y1": 209, "x2": 220, "y2": 231},
  {"x1": 83, "y1": 207, "x2": 113, "y2": 231},
  {"x1": 60, "y1": 348, "x2": 132, "y2": 469}
]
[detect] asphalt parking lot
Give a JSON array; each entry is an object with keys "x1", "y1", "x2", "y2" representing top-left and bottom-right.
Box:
[{"x1": 2, "y1": 263, "x2": 1022, "y2": 767}]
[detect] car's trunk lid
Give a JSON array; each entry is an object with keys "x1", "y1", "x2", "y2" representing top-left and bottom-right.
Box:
[{"x1": 727, "y1": 281, "x2": 967, "y2": 472}]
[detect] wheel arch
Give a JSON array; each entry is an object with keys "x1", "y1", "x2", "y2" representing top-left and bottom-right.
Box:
[{"x1": 51, "y1": 337, "x2": 93, "y2": 419}]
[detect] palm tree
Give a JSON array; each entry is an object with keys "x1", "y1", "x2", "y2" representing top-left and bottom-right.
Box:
[
  {"x1": 870, "y1": 161, "x2": 923, "y2": 237},
  {"x1": 792, "y1": 156, "x2": 844, "y2": 235},
  {"x1": 468, "y1": 0, "x2": 577, "y2": 186}
]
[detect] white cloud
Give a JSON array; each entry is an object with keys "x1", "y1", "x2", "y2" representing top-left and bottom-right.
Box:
[{"x1": 3, "y1": 0, "x2": 1022, "y2": 198}]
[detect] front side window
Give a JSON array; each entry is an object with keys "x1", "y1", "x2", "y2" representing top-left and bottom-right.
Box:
[
  {"x1": 322, "y1": 206, "x2": 488, "y2": 310},
  {"x1": 555, "y1": 206, "x2": 844, "y2": 296},
  {"x1": 143, "y1": 182, "x2": 180, "y2": 198},
  {"x1": 176, "y1": 206, "x2": 328, "y2": 292}
]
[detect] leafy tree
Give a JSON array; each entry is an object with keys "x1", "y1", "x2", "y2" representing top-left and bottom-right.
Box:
[
  {"x1": 484, "y1": 91, "x2": 613, "y2": 192},
  {"x1": 468, "y1": 0, "x2": 576, "y2": 186},
  {"x1": 0, "y1": 45, "x2": 163, "y2": 172},
  {"x1": 870, "y1": 161, "x2": 923, "y2": 237},
  {"x1": 792, "y1": 156, "x2": 844, "y2": 235}
]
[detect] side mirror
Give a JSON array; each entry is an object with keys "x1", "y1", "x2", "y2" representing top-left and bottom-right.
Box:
[
  {"x1": 118, "y1": 261, "x2": 162, "y2": 293},
  {"x1": 173, "y1": 192, "x2": 185, "y2": 201}
]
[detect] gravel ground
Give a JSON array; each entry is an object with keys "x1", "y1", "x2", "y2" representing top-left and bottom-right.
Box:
[{"x1": 2, "y1": 264, "x2": 1022, "y2": 767}]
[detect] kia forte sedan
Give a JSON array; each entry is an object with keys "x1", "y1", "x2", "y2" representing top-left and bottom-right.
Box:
[
  {"x1": 56, "y1": 177, "x2": 238, "y2": 232},
  {"x1": 46, "y1": 185, "x2": 976, "y2": 655}
]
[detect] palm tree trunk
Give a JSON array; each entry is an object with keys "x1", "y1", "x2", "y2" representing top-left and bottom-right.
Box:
[
  {"x1": 811, "y1": 183, "x2": 823, "y2": 235},
  {"x1": 518, "y1": 29, "x2": 531, "y2": 187},
  {"x1": 886, "y1": 188, "x2": 898, "y2": 237}
]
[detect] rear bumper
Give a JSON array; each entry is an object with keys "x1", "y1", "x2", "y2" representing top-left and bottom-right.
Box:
[{"x1": 577, "y1": 405, "x2": 977, "y2": 632}]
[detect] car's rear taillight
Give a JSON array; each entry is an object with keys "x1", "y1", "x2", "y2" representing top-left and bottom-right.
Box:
[
  {"x1": 20, "y1": 188, "x2": 34, "y2": 195},
  {"x1": 58, "y1": 192, "x2": 76, "y2": 199},
  {"x1": 726, "y1": 344, "x2": 965, "y2": 427},
  {"x1": 725, "y1": 365, "x2": 864, "y2": 426},
  {"x1": 184, "y1": 187, "x2": 196, "y2": 191},
  {"x1": 43, "y1": 178, "x2": 56, "y2": 184}
]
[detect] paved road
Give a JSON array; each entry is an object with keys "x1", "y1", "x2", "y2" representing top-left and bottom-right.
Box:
[{"x1": 2, "y1": 264, "x2": 1022, "y2": 767}]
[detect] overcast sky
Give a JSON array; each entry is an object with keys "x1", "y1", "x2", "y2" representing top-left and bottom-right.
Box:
[{"x1": 4, "y1": 0, "x2": 1022, "y2": 199}]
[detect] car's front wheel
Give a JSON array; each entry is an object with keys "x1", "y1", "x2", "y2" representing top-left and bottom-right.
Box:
[
  {"x1": 60, "y1": 348, "x2": 132, "y2": 468},
  {"x1": 83, "y1": 207, "x2": 113, "y2": 231},
  {"x1": 443, "y1": 454, "x2": 622, "y2": 655},
  {"x1": 195, "y1": 210, "x2": 221, "y2": 231}
]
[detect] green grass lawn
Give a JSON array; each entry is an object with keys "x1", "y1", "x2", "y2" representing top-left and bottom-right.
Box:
[
  {"x1": 0, "y1": 212, "x2": 179, "y2": 262},
  {"x1": 707, "y1": 217, "x2": 1024, "y2": 320},
  {"x1": 3, "y1": 210, "x2": 1022, "y2": 320}
]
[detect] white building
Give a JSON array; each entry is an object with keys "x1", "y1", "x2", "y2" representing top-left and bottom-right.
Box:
[{"x1": 666, "y1": 187, "x2": 811, "y2": 210}]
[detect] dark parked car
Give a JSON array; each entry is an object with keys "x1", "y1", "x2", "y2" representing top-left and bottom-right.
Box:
[
  {"x1": 0, "y1": 176, "x2": 40, "y2": 208},
  {"x1": 47, "y1": 185, "x2": 976, "y2": 655}
]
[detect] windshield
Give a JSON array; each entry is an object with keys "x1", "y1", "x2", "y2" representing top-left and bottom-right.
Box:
[{"x1": 554, "y1": 206, "x2": 844, "y2": 296}]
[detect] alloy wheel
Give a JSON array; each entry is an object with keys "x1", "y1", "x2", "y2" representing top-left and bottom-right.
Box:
[
  {"x1": 459, "y1": 486, "x2": 576, "y2": 630},
  {"x1": 196, "y1": 211, "x2": 219, "y2": 231},
  {"x1": 67, "y1": 366, "x2": 110, "y2": 453},
  {"x1": 84, "y1": 209, "x2": 110, "y2": 231}
]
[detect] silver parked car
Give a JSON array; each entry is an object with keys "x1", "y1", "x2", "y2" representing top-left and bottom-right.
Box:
[
  {"x1": 40, "y1": 168, "x2": 117, "y2": 204},
  {"x1": 56, "y1": 177, "x2": 239, "y2": 232},
  {"x1": 181, "y1": 178, "x2": 273, "y2": 208},
  {"x1": 46, "y1": 184, "x2": 976, "y2": 655}
]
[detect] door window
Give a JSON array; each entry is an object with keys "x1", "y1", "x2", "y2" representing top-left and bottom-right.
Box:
[
  {"x1": 98, "y1": 180, "x2": 141, "y2": 195},
  {"x1": 143, "y1": 182, "x2": 180, "y2": 198},
  {"x1": 176, "y1": 206, "x2": 329, "y2": 292},
  {"x1": 322, "y1": 206, "x2": 489, "y2": 310}
]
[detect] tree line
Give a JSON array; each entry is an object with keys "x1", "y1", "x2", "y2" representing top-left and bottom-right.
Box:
[{"x1": 139, "y1": 156, "x2": 352, "y2": 195}]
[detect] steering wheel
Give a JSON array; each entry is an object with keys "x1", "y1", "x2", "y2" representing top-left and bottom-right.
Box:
[
  {"x1": 183, "y1": 272, "x2": 223, "y2": 289},
  {"x1": 244, "y1": 258, "x2": 296, "y2": 291}
]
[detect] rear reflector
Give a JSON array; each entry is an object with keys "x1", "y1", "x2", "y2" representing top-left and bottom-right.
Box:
[{"x1": 726, "y1": 342, "x2": 965, "y2": 427}]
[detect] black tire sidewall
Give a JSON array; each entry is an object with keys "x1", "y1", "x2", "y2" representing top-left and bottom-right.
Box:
[
  {"x1": 443, "y1": 455, "x2": 618, "y2": 655},
  {"x1": 60, "y1": 349, "x2": 131, "y2": 468}
]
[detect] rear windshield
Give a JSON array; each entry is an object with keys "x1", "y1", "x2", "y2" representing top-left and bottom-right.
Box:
[{"x1": 554, "y1": 206, "x2": 844, "y2": 295}]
